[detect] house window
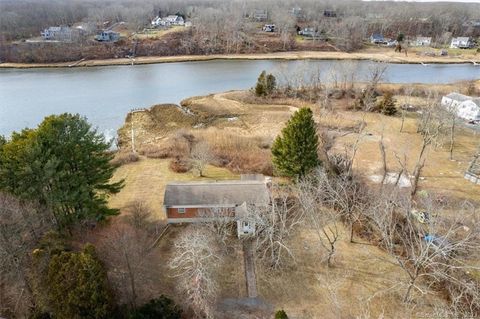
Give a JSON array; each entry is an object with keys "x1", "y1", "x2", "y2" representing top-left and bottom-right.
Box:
[{"x1": 178, "y1": 208, "x2": 185, "y2": 214}]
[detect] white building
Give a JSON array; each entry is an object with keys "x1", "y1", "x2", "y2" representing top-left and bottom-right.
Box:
[
  {"x1": 441, "y1": 93, "x2": 480, "y2": 121},
  {"x1": 41, "y1": 26, "x2": 72, "y2": 41},
  {"x1": 450, "y1": 37, "x2": 474, "y2": 49},
  {"x1": 151, "y1": 15, "x2": 185, "y2": 27},
  {"x1": 414, "y1": 36, "x2": 432, "y2": 47}
]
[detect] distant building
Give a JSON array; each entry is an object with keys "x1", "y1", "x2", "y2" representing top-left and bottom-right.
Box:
[
  {"x1": 414, "y1": 36, "x2": 432, "y2": 47},
  {"x1": 441, "y1": 93, "x2": 480, "y2": 121},
  {"x1": 164, "y1": 15, "x2": 185, "y2": 26},
  {"x1": 298, "y1": 27, "x2": 319, "y2": 38},
  {"x1": 151, "y1": 15, "x2": 185, "y2": 27},
  {"x1": 323, "y1": 10, "x2": 337, "y2": 18},
  {"x1": 41, "y1": 26, "x2": 72, "y2": 41},
  {"x1": 253, "y1": 9, "x2": 268, "y2": 21},
  {"x1": 94, "y1": 30, "x2": 120, "y2": 42},
  {"x1": 290, "y1": 7, "x2": 305, "y2": 20},
  {"x1": 370, "y1": 33, "x2": 385, "y2": 44},
  {"x1": 262, "y1": 24, "x2": 276, "y2": 32},
  {"x1": 450, "y1": 37, "x2": 475, "y2": 49}
]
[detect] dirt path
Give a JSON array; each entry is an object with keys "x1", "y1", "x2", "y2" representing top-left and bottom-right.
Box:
[{"x1": 242, "y1": 239, "x2": 258, "y2": 298}]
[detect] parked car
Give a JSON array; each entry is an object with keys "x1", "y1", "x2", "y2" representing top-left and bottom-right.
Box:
[{"x1": 262, "y1": 24, "x2": 276, "y2": 32}]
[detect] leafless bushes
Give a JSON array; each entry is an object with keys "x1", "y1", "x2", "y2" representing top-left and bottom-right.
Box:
[
  {"x1": 0, "y1": 192, "x2": 54, "y2": 317},
  {"x1": 111, "y1": 151, "x2": 139, "y2": 166},
  {"x1": 97, "y1": 201, "x2": 163, "y2": 308},
  {"x1": 193, "y1": 130, "x2": 274, "y2": 175}
]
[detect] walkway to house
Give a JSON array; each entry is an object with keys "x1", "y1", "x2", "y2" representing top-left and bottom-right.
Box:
[{"x1": 242, "y1": 239, "x2": 257, "y2": 298}]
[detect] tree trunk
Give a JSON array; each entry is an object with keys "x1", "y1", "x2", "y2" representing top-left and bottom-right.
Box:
[{"x1": 449, "y1": 117, "x2": 455, "y2": 160}]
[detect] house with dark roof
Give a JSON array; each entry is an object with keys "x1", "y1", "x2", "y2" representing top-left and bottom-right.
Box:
[{"x1": 164, "y1": 177, "x2": 271, "y2": 235}]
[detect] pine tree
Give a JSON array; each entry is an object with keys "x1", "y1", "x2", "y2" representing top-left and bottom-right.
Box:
[
  {"x1": 266, "y1": 73, "x2": 277, "y2": 94},
  {"x1": 255, "y1": 71, "x2": 276, "y2": 96},
  {"x1": 271, "y1": 108, "x2": 320, "y2": 177},
  {"x1": 255, "y1": 71, "x2": 267, "y2": 96},
  {"x1": 0, "y1": 114, "x2": 124, "y2": 230},
  {"x1": 378, "y1": 92, "x2": 397, "y2": 116}
]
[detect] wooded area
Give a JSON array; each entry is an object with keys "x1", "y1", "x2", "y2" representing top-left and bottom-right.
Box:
[{"x1": 1, "y1": 0, "x2": 479, "y2": 63}]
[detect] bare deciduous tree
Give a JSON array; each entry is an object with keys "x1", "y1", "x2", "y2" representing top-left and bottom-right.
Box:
[
  {"x1": 190, "y1": 141, "x2": 215, "y2": 177},
  {"x1": 369, "y1": 190, "x2": 480, "y2": 304},
  {"x1": 242, "y1": 184, "x2": 304, "y2": 270},
  {"x1": 98, "y1": 202, "x2": 158, "y2": 308},
  {"x1": 169, "y1": 226, "x2": 221, "y2": 319},
  {"x1": 0, "y1": 192, "x2": 53, "y2": 317}
]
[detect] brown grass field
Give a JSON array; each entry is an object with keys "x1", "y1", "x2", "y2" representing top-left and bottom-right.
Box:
[{"x1": 105, "y1": 82, "x2": 479, "y2": 317}]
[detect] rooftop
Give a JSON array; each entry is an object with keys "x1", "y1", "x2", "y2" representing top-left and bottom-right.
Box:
[
  {"x1": 445, "y1": 93, "x2": 480, "y2": 105},
  {"x1": 164, "y1": 180, "x2": 270, "y2": 207}
]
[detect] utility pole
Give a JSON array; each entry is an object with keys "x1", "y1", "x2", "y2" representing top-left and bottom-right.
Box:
[{"x1": 131, "y1": 117, "x2": 136, "y2": 154}]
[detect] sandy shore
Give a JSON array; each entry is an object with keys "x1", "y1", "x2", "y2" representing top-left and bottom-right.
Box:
[{"x1": 1, "y1": 50, "x2": 479, "y2": 69}]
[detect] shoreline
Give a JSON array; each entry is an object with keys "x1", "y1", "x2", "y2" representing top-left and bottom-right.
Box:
[{"x1": 1, "y1": 50, "x2": 479, "y2": 69}]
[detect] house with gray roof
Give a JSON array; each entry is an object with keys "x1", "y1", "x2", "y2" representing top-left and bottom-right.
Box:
[{"x1": 164, "y1": 177, "x2": 270, "y2": 236}]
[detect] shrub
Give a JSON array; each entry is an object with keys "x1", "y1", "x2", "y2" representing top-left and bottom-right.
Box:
[
  {"x1": 169, "y1": 156, "x2": 191, "y2": 173},
  {"x1": 275, "y1": 309, "x2": 289, "y2": 319},
  {"x1": 128, "y1": 296, "x2": 182, "y2": 319},
  {"x1": 377, "y1": 92, "x2": 397, "y2": 116},
  {"x1": 111, "y1": 152, "x2": 139, "y2": 166},
  {"x1": 139, "y1": 145, "x2": 172, "y2": 159}
]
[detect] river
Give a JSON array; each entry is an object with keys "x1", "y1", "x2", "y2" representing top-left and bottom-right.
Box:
[{"x1": 0, "y1": 59, "x2": 479, "y2": 139}]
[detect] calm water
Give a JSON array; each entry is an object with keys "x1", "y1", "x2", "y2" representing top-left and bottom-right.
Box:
[{"x1": 0, "y1": 59, "x2": 479, "y2": 139}]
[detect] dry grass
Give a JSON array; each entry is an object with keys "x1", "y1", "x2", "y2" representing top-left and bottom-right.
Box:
[
  {"x1": 108, "y1": 157, "x2": 238, "y2": 219},
  {"x1": 322, "y1": 110, "x2": 480, "y2": 202},
  {"x1": 257, "y1": 224, "x2": 445, "y2": 318}
]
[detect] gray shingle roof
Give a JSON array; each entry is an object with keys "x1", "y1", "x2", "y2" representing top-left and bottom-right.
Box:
[
  {"x1": 164, "y1": 180, "x2": 270, "y2": 207},
  {"x1": 446, "y1": 92, "x2": 480, "y2": 106}
]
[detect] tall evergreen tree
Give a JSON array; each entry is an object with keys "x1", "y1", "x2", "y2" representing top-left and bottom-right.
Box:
[
  {"x1": 271, "y1": 108, "x2": 320, "y2": 177},
  {"x1": 255, "y1": 71, "x2": 267, "y2": 96},
  {"x1": 0, "y1": 114, "x2": 123, "y2": 229}
]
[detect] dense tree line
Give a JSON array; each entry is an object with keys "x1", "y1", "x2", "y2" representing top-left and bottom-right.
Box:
[
  {"x1": 1, "y1": 0, "x2": 479, "y2": 63},
  {"x1": 0, "y1": 115, "x2": 181, "y2": 318}
]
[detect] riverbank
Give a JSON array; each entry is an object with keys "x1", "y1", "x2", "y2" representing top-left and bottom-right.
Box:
[{"x1": 1, "y1": 49, "x2": 479, "y2": 69}]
